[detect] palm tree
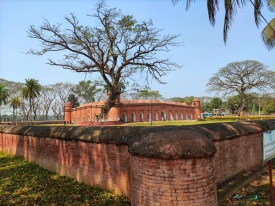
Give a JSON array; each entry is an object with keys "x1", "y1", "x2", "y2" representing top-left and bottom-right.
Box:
[
  {"x1": 22, "y1": 78, "x2": 41, "y2": 125},
  {"x1": 173, "y1": 0, "x2": 275, "y2": 50},
  {"x1": 0, "y1": 84, "x2": 9, "y2": 124},
  {"x1": 10, "y1": 96, "x2": 21, "y2": 125}
]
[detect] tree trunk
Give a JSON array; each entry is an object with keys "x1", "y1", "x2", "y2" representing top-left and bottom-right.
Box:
[
  {"x1": 98, "y1": 91, "x2": 118, "y2": 121},
  {"x1": 237, "y1": 98, "x2": 246, "y2": 116},
  {"x1": 29, "y1": 98, "x2": 32, "y2": 125},
  {"x1": 15, "y1": 107, "x2": 18, "y2": 125}
]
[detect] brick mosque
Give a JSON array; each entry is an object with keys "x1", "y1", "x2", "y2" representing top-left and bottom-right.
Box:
[{"x1": 64, "y1": 95, "x2": 201, "y2": 125}]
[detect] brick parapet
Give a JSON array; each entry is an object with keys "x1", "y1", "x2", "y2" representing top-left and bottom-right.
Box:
[{"x1": 2, "y1": 119, "x2": 275, "y2": 205}]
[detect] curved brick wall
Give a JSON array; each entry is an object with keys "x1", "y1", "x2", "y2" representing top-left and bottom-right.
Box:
[{"x1": 130, "y1": 156, "x2": 216, "y2": 205}]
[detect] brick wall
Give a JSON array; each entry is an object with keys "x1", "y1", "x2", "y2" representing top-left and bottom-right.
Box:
[
  {"x1": 0, "y1": 132, "x2": 131, "y2": 196},
  {"x1": 213, "y1": 133, "x2": 263, "y2": 185},
  {"x1": 1, "y1": 120, "x2": 275, "y2": 206},
  {"x1": 130, "y1": 156, "x2": 216, "y2": 206}
]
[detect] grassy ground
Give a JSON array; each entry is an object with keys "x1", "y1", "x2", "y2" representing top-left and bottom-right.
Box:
[
  {"x1": 37, "y1": 120, "x2": 236, "y2": 127},
  {"x1": 0, "y1": 152, "x2": 130, "y2": 206},
  {"x1": 123, "y1": 120, "x2": 236, "y2": 126}
]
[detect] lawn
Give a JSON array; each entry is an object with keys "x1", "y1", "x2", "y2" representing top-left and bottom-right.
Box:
[
  {"x1": 37, "y1": 120, "x2": 236, "y2": 127},
  {"x1": 0, "y1": 152, "x2": 130, "y2": 206},
  {"x1": 122, "y1": 120, "x2": 236, "y2": 126}
]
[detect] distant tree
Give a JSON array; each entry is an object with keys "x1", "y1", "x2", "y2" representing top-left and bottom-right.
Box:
[
  {"x1": 173, "y1": 0, "x2": 275, "y2": 50},
  {"x1": 0, "y1": 84, "x2": 9, "y2": 124},
  {"x1": 53, "y1": 82, "x2": 73, "y2": 117},
  {"x1": 27, "y1": 0, "x2": 182, "y2": 120},
  {"x1": 67, "y1": 94, "x2": 80, "y2": 108},
  {"x1": 22, "y1": 78, "x2": 41, "y2": 125},
  {"x1": 199, "y1": 96, "x2": 212, "y2": 113},
  {"x1": 137, "y1": 89, "x2": 162, "y2": 100},
  {"x1": 169, "y1": 97, "x2": 185, "y2": 103},
  {"x1": 260, "y1": 93, "x2": 275, "y2": 114},
  {"x1": 10, "y1": 96, "x2": 21, "y2": 125},
  {"x1": 206, "y1": 60, "x2": 275, "y2": 115},
  {"x1": 209, "y1": 97, "x2": 222, "y2": 110},
  {"x1": 72, "y1": 80, "x2": 102, "y2": 104},
  {"x1": 40, "y1": 85, "x2": 56, "y2": 120}
]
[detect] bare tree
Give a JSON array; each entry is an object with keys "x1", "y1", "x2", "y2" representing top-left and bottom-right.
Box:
[
  {"x1": 27, "y1": 0, "x2": 182, "y2": 120},
  {"x1": 53, "y1": 82, "x2": 73, "y2": 116},
  {"x1": 206, "y1": 60, "x2": 275, "y2": 115},
  {"x1": 40, "y1": 85, "x2": 56, "y2": 120}
]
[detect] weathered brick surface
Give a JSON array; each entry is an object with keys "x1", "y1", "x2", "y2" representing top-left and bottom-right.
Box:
[
  {"x1": 130, "y1": 156, "x2": 217, "y2": 206},
  {"x1": 213, "y1": 133, "x2": 263, "y2": 185},
  {"x1": 0, "y1": 133, "x2": 131, "y2": 196}
]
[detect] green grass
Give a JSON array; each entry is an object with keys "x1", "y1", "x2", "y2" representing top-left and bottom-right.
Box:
[
  {"x1": 0, "y1": 152, "x2": 130, "y2": 206},
  {"x1": 123, "y1": 120, "x2": 236, "y2": 126},
  {"x1": 37, "y1": 120, "x2": 236, "y2": 127}
]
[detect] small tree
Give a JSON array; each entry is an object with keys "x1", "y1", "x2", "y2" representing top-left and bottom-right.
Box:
[
  {"x1": 206, "y1": 60, "x2": 275, "y2": 115},
  {"x1": 67, "y1": 93, "x2": 80, "y2": 108},
  {"x1": 10, "y1": 96, "x2": 21, "y2": 125},
  {"x1": 22, "y1": 78, "x2": 42, "y2": 125},
  {"x1": 27, "y1": 0, "x2": 182, "y2": 120}
]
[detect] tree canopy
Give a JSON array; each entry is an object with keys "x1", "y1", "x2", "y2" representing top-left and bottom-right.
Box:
[
  {"x1": 206, "y1": 60, "x2": 275, "y2": 115},
  {"x1": 27, "y1": 0, "x2": 182, "y2": 119},
  {"x1": 67, "y1": 94, "x2": 80, "y2": 108},
  {"x1": 22, "y1": 78, "x2": 42, "y2": 125},
  {"x1": 71, "y1": 80, "x2": 101, "y2": 104}
]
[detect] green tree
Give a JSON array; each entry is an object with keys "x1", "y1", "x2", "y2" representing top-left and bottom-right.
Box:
[
  {"x1": 0, "y1": 84, "x2": 9, "y2": 124},
  {"x1": 173, "y1": 0, "x2": 275, "y2": 50},
  {"x1": 22, "y1": 78, "x2": 41, "y2": 125},
  {"x1": 206, "y1": 60, "x2": 275, "y2": 115},
  {"x1": 72, "y1": 80, "x2": 101, "y2": 104},
  {"x1": 261, "y1": 93, "x2": 275, "y2": 114},
  {"x1": 27, "y1": 0, "x2": 182, "y2": 120},
  {"x1": 10, "y1": 96, "x2": 21, "y2": 125},
  {"x1": 67, "y1": 94, "x2": 80, "y2": 108},
  {"x1": 169, "y1": 97, "x2": 185, "y2": 103},
  {"x1": 209, "y1": 97, "x2": 222, "y2": 110},
  {"x1": 199, "y1": 96, "x2": 212, "y2": 113},
  {"x1": 137, "y1": 89, "x2": 163, "y2": 100}
]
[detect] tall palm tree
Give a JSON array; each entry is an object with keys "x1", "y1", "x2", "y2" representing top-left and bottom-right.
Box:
[
  {"x1": 173, "y1": 0, "x2": 275, "y2": 50},
  {"x1": 10, "y1": 96, "x2": 21, "y2": 125},
  {"x1": 22, "y1": 78, "x2": 41, "y2": 125},
  {"x1": 0, "y1": 84, "x2": 9, "y2": 124}
]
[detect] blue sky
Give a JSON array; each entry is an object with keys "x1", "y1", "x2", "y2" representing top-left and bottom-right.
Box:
[{"x1": 0, "y1": 0, "x2": 274, "y2": 99}]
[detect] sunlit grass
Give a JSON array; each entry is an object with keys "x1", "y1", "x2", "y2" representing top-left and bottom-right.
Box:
[
  {"x1": 123, "y1": 120, "x2": 236, "y2": 126},
  {"x1": 0, "y1": 152, "x2": 130, "y2": 205},
  {"x1": 37, "y1": 120, "x2": 236, "y2": 127}
]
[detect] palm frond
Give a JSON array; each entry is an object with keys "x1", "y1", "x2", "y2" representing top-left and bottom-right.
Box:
[
  {"x1": 207, "y1": 0, "x2": 219, "y2": 26},
  {"x1": 253, "y1": 0, "x2": 263, "y2": 27},
  {"x1": 261, "y1": 18, "x2": 275, "y2": 50},
  {"x1": 223, "y1": 0, "x2": 247, "y2": 43},
  {"x1": 186, "y1": 0, "x2": 195, "y2": 11},
  {"x1": 267, "y1": 0, "x2": 275, "y2": 11}
]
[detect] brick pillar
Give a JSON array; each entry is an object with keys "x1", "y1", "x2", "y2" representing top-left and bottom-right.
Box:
[
  {"x1": 130, "y1": 155, "x2": 217, "y2": 206},
  {"x1": 64, "y1": 102, "x2": 72, "y2": 123}
]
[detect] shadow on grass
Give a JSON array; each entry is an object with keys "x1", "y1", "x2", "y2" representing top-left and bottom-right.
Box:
[{"x1": 0, "y1": 152, "x2": 130, "y2": 206}]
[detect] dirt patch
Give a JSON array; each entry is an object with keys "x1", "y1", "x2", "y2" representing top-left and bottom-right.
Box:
[{"x1": 220, "y1": 169, "x2": 275, "y2": 205}]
